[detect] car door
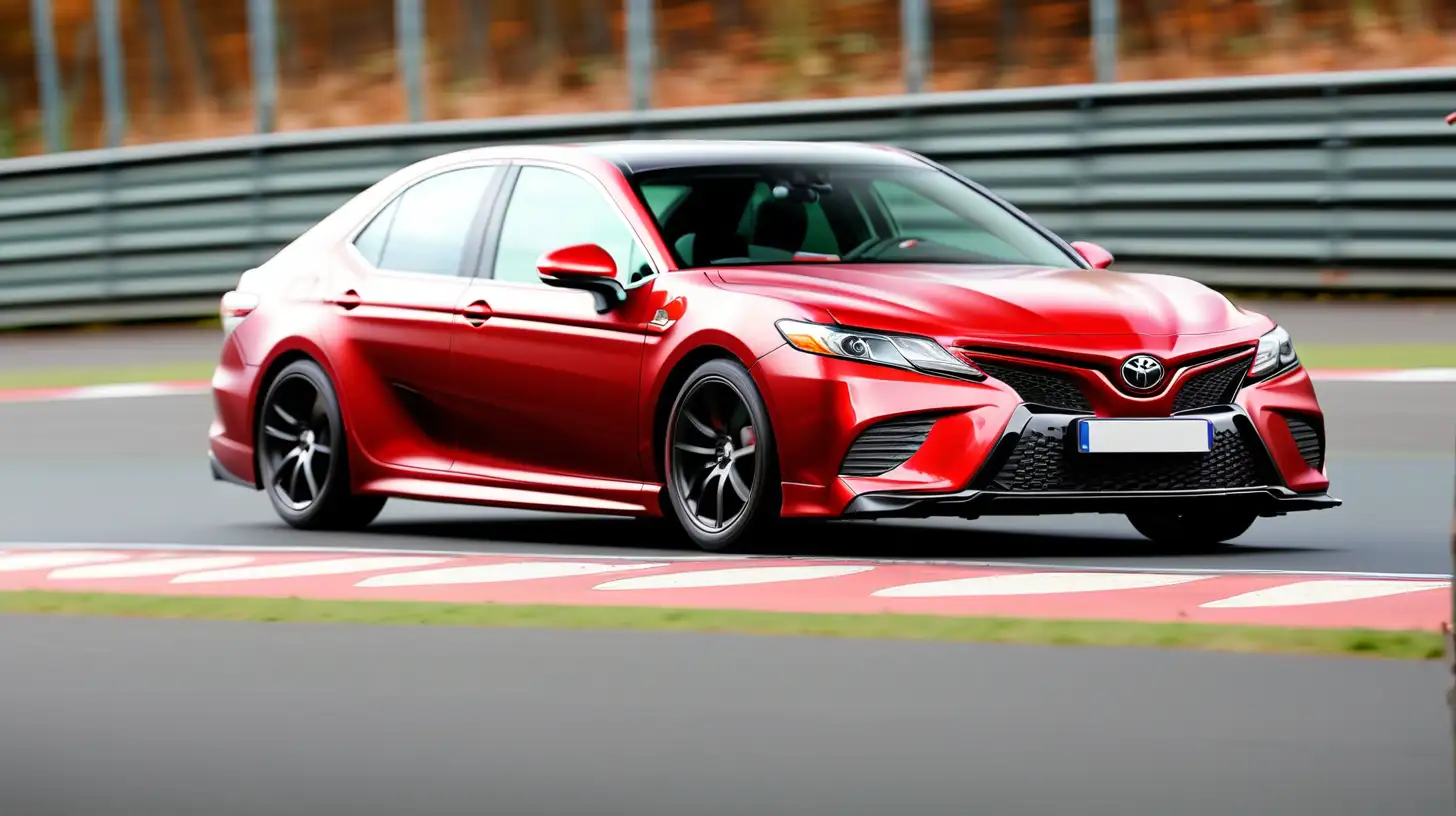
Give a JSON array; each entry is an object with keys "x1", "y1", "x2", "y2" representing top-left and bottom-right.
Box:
[
  {"x1": 328, "y1": 163, "x2": 503, "y2": 471},
  {"x1": 448, "y1": 162, "x2": 658, "y2": 496}
]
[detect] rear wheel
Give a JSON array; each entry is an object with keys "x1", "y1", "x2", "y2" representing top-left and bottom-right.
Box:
[
  {"x1": 1126, "y1": 510, "x2": 1257, "y2": 547},
  {"x1": 257, "y1": 359, "x2": 386, "y2": 530},
  {"x1": 664, "y1": 359, "x2": 781, "y2": 552}
]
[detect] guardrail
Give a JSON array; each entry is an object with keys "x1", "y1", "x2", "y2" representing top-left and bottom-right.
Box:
[{"x1": 2, "y1": 66, "x2": 1455, "y2": 328}]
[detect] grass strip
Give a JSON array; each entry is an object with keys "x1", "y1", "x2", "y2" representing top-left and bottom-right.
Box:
[
  {"x1": 0, "y1": 361, "x2": 215, "y2": 390},
  {"x1": 1297, "y1": 343, "x2": 1456, "y2": 370},
  {"x1": 0, "y1": 591, "x2": 1442, "y2": 660}
]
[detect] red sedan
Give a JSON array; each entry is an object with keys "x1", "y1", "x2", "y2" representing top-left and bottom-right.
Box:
[{"x1": 209, "y1": 140, "x2": 1338, "y2": 552}]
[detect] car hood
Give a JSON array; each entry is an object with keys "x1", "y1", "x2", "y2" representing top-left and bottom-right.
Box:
[{"x1": 710, "y1": 263, "x2": 1266, "y2": 340}]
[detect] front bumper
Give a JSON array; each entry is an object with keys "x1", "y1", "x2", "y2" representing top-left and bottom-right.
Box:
[{"x1": 845, "y1": 485, "x2": 1341, "y2": 519}]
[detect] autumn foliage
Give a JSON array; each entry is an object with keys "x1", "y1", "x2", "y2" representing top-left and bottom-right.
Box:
[{"x1": 1, "y1": 0, "x2": 1454, "y2": 157}]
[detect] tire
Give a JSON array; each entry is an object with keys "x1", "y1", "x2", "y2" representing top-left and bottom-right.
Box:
[
  {"x1": 256, "y1": 359, "x2": 387, "y2": 530},
  {"x1": 663, "y1": 359, "x2": 782, "y2": 552},
  {"x1": 1126, "y1": 510, "x2": 1257, "y2": 547}
]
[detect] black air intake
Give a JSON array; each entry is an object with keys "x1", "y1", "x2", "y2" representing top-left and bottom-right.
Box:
[
  {"x1": 839, "y1": 414, "x2": 939, "y2": 477},
  {"x1": 1284, "y1": 415, "x2": 1325, "y2": 471},
  {"x1": 1172, "y1": 357, "x2": 1249, "y2": 413},
  {"x1": 976, "y1": 360, "x2": 1092, "y2": 413}
]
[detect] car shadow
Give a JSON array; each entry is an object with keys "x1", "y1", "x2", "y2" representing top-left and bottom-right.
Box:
[{"x1": 363, "y1": 514, "x2": 1312, "y2": 561}]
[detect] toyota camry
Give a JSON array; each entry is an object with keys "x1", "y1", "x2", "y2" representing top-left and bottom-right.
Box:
[{"x1": 208, "y1": 140, "x2": 1339, "y2": 552}]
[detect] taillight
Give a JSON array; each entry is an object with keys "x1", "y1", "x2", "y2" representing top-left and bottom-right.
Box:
[{"x1": 220, "y1": 290, "x2": 259, "y2": 338}]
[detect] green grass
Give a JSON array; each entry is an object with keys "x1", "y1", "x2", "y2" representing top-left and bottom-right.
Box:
[
  {"x1": 0, "y1": 361, "x2": 215, "y2": 390},
  {"x1": 1297, "y1": 343, "x2": 1456, "y2": 370},
  {"x1": 0, "y1": 591, "x2": 1443, "y2": 660}
]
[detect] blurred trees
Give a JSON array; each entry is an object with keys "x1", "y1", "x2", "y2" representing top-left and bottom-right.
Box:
[{"x1": 0, "y1": 0, "x2": 1454, "y2": 155}]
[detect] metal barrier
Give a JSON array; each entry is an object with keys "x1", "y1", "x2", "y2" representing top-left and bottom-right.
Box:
[{"x1": 1, "y1": 66, "x2": 1454, "y2": 328}]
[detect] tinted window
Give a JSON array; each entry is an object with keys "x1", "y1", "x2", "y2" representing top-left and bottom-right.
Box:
[
  {"x1": 352, "y1": 198, "x2": 400, "y2": 266},
  {"x1": 629, "y1": 163, "x2": 1076, "y2": 269},
  {"x1": 369, "y1": 166, "x2": 497, "y2": 275},
  {"x1": 494, "y1": 166, "x2": 651, "y2": 285}
]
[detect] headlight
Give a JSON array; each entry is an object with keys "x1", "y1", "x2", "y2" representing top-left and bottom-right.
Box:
[
  {"x1": 1249, "y1": 325, "x2": 1298, "y2": 379},
  {"x1": 775, "y1": 319, "x2": 984, "y2": 381}
]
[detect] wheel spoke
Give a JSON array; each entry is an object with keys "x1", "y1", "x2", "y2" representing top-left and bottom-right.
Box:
[
  {"x1": 274, "y1": 447, "x2": 301, "y2": 482},
  {"x1": 273, "y1": 405, "x2": 302, "y2": 428},
  {"x1": 730, "y1": 444, "x2": 755, "y2": 460},
  {"x1": 714, "y1": 468, "x2": 727, "y2": 528},
  {"x1": 287, "y1": 455, "x2": 303, "y2": 499},
  {"x1": 301, "y1": 452, "x2": 320, "y2": 501},
  {"x1": 674, "y1": 442, "x2": 716, "y2": 456},
  {"x1": 263, "y1": 424, "x2": 296, "y2": 442},
  {"x1": 683, "y1": 410, "x2": 715, "y2": 439},
  {"x1": 312, "y1": 443, "x2": 332, "y2": 457},
  {"x1": 727, "y1": 465, "x2": 751, "y2": 502}
]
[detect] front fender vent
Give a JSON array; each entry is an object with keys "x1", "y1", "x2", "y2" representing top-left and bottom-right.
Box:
[
  {"x1": 1284, "y1": 414, "x2": 1325, "y2": 472},
  {"x1": 839, "y1": 414, "x2": 940, "y2": 477}
]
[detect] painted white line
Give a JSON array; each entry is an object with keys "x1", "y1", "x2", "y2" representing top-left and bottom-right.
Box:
[
  {"x1": 0, "y1": 542, "x2": 1447, "y2": 581},
  {"x1": 873, "y1": 571, "x2": 1210, "y2": 598},
  {"x1": 49, "y1": 556, "x2": 257, "y2": 581},
  {"x1": 0, "y1": 551, "x2": 132, "y2": 572},
  {"x1": 357, "y1": 561, "x2": 668, "y2": 588},
  {"x1": 1200, "y1": 579, "x2": 1451, "y2": 609},
  {"x1": 594, "y1": 565, "x2": 874, "y2": 591},
  {"x1": 171, "y1": 556, "x2": 451, "y2": 584}
]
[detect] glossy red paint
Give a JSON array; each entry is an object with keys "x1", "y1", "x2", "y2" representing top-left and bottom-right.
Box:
[
  {"x1": 1069, "y1": 240, "x2": 1115, "y2": 269},
  {"x1": 209, "y1": 140, "x2": 1335, "y2": 537}
]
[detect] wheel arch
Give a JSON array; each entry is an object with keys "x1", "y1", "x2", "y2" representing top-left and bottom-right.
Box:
[{"x1": 649, "y1": 344, "x2": 753, "y2": 485}]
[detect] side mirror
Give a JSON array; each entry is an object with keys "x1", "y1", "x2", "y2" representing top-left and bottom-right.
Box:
[
  {"x1": 537, "y1": 244, "x2": 627, "y2": 313},
  {"x1": 1070, "y1": 240, "x2": 1114, "y2": 269}
]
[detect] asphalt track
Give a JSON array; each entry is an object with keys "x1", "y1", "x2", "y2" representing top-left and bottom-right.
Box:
[{"x1": 1, "y1": 615, "x2": 1449, "y2": 816}]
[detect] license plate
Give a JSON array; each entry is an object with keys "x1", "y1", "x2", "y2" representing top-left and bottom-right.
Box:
[{"x1": 1076, "y1": 418, "x2": 1213, "y2": 454}]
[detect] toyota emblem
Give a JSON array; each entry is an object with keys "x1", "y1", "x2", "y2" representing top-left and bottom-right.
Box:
[{"x1": 1121, "y1": 355, "x2": 1165, "y2": 391}]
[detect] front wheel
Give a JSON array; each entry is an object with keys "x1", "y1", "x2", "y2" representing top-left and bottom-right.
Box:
[
  {"x1": 663, "y1": 359, "x2": 782, "y2": 552},
  {"x1": 1126, "y1": 510, "x2": 1257, "y2": 547},
  {"x1": 256, "y1": 359, "x2": 387, "y2": 530}
]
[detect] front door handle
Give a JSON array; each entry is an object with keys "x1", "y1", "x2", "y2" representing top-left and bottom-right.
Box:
[
  {"x1": 330, "y1": 289, "x2": 362, "y2": 310},
  {"x1": 460, "y1": 299, "x2": 492, "y2": 326}
]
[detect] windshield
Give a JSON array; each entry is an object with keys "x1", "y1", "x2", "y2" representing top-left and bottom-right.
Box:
[{"x1": 627, "y1": 163, "x2": 1080, "y2": 269}]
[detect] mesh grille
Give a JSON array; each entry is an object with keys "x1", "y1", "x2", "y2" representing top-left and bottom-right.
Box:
[
  {"x1": 1284, "y1": 415, "x2": 1324, "y2": 471},
  {"x1": 976, "y1": 360, "x2": 1092, "y2": 413},
  {"x1": 1172, "y1": 357, "x2": 1249, "y2": 413},
  {"x1": 840, "y1": 414, "x2": 938, "y2": 477},
  {"x1": 989, "y1": 423, "x2": 1272, "y2": 492}
]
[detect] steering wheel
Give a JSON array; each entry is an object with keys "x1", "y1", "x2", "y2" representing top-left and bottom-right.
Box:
[{"x1": 840, "y1": 234, "x2": 929, "y2": 261}]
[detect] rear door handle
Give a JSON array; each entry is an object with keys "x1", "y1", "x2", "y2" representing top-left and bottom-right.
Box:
[
  {"x1": 460, "y1": 299, "x2": 492, "y2": 326},
  {"x1": 330, "y1": 289, "x2": 362, "y2": 310}
]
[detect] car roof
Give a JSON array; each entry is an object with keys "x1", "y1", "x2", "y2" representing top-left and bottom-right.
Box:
[{"x1": 573, "y1": 140, "x2": 929, "y2": 174}]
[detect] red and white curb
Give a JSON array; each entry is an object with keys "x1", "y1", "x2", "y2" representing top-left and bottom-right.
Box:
[
  {"x1": 0, "y1": 547, "x2": 1446, "y2": 631},
  {"x1": 0, "y1": 368, "x2": 1452, "y2": 405}
]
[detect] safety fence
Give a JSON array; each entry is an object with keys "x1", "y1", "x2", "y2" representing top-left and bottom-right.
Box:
[{"x1": 1, "y1": 65, "x2": 1454, "y2": 327}]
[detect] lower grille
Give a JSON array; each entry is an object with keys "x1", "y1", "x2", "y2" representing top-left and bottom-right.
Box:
[
  {"x1": 1172, "y1": 357, "x2": 1249, "y2": 413},
  {"x1": 1284, "y1": 415, "x2": 1325, "y2": 471},
  {"x1": 840, "y1": 414, "x2": 939, "y2": 477},
  {"x1": 976, "y1": 360, "x2": 1092, "y2": 413},
  {"x1": 989, "y1": 420, "x2": 1273, "y2": 492}
]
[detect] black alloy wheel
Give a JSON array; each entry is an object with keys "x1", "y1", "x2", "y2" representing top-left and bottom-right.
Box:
[
  {"x1": 664, "y1": 359, "x2": 780, "y2": 552},
  {"x1": 257, "y1": 359, "x2": 386, "y2": 530},
  {"x1": 1125, "y1": 510, "x2": 1258, "y2": 548}
]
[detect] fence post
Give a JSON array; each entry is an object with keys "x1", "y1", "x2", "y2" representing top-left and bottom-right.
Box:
[
  {"x1": 627, "y1": 0, "x2": 654, "y2": 111},
  {"x1": 901, "y1": 0, "x2": 929, "y2": 94},
  {"x1": 30, "y1": 0, "x2": 64, "y2": 152},
  {"x1": 1091, "y1": 0, "x2": 1117, "y2": 82},
  {"x1": 397, "y1": 0, "x2": 426, "y2": 123},
  {"x1": 247, "y1": 0, "x2": 278, "y2": 133},
  {"x1": 95, "y1": 0, "x2": 127, "y2": 148}
]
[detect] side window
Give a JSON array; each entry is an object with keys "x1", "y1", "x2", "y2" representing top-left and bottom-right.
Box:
[
  {"x1": 493, "y1": 166, "x2": 650, "y2": 285},
  {"x1": 352, "y1": 198, "x2": 400, "y2": 266},
  {"x1": 356, "y1": 166, "x2": 497, "y2": 275},
  {"x1": 870, "y1": 180, "x2": 1021, "y2": 261}
]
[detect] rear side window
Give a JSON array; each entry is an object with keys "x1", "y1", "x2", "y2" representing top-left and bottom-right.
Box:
[{"x1": 352, "y1": 165, "x2": 498, "y2": 275}]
